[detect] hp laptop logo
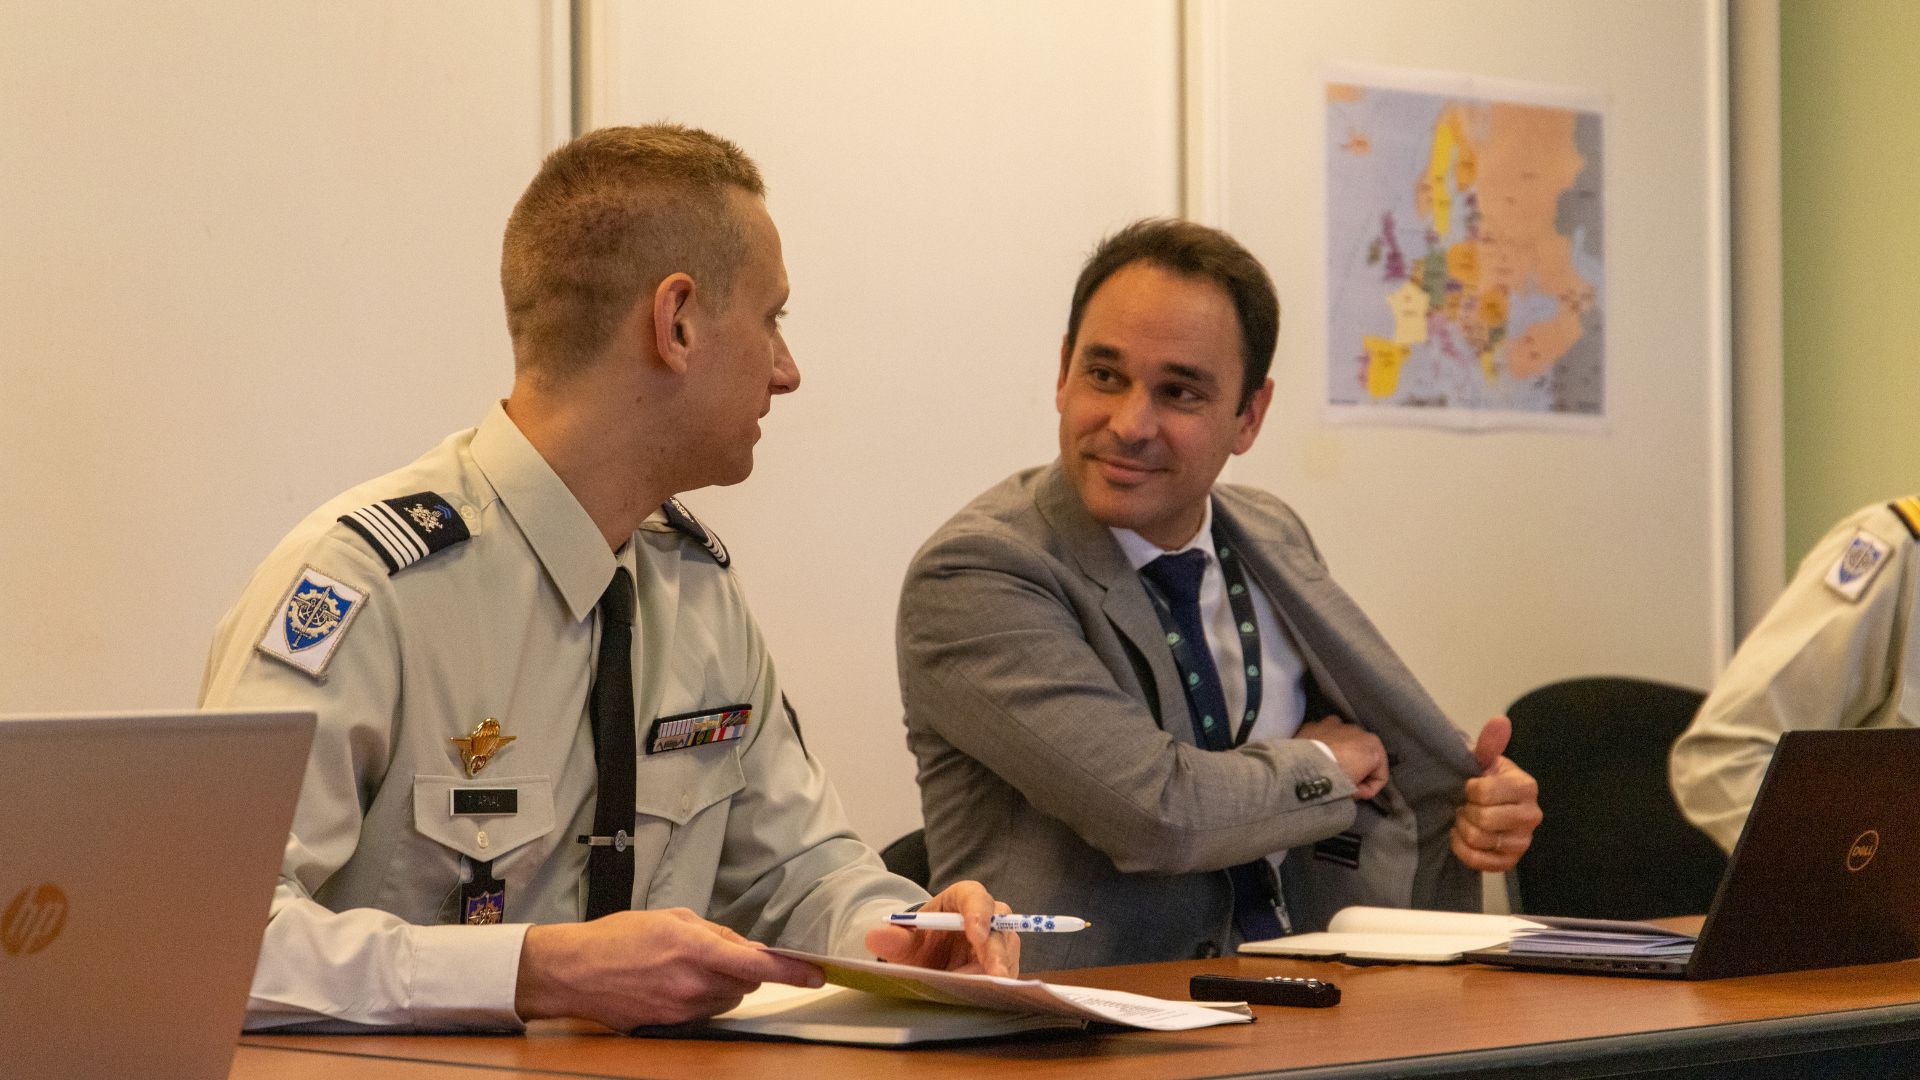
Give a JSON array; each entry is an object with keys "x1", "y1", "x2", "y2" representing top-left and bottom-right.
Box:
[{"x1": 0, "y1": 884, "x2": 67, "y2": 956}]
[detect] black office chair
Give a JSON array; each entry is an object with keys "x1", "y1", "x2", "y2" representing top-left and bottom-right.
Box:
[
  {"x1": 1503, "y1": 676, "x2": 1728, "y2": 920},
  {"x1": 879, "y1": 827, "x2": 931, "y2": 889}
]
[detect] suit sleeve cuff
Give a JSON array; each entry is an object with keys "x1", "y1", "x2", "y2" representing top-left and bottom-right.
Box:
[{"x1": 409, "y1": 922, "x2": 530, "y2": 1030}]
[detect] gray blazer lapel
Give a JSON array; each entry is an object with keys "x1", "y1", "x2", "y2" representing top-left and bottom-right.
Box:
[
  {"x1": 1214, "y1": 495, "x2": 1479, "y2": 778},
  {"x1": 1034, "y1": 465, "x2": 1193, "y2": 742}
]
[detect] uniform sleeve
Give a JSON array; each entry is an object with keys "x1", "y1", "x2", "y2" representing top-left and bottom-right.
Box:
[
  {"x1": 702, "y1": 601, "x2": 927, "y2": 957},
  {"x1": 199, "y1": 534, "x2": 528, "y2": 1031},
  {"x1": 1671, "y1": 512, "x2": 1915, "y2": 852},
  {"x1": 898, "y1": 526, "x2": 1356, "y2": 876}
]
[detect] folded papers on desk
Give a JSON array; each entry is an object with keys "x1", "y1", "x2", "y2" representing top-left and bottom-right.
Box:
[
  {"x1": 1240, "y1": 906, "x2": 1696, "y2": 963},
  {"x1": 634, "y1": 949, "x2": 1251, "y2": 1046}
]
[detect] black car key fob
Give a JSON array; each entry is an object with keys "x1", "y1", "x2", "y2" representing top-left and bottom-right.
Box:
[{"x1": 1190, "y1": 974, "x2": 1341, "y2": 1007}]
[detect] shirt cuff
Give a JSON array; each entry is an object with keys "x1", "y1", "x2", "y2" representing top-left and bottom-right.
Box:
[
  {"x1": 1310, "y1": 739, "x2": 1337, "y2": 763},
  {"x1": 409, "y1": 922, "x2": 531, "y2": 1030}
]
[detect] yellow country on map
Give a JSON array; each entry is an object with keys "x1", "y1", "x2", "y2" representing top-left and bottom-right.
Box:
[{"x1": 1362, "y1": 335, "x2": 1411, "y2": 398}]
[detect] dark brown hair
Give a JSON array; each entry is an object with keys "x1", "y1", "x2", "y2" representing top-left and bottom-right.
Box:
[{"x1": 1064, "y1": 218, "x2": 1280, "y2": 411}]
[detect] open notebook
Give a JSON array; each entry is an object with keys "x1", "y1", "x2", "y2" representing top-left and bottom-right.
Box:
[{"x1": 1239, "y1": 906, "x2": 1690, "y2": 964}]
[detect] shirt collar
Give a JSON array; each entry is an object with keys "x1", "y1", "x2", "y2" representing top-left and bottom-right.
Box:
[
  {"x1": 469, "y1": 400, "x2": 620, "y2": 624},
  {"x1": 1110, "y1": 498, "x2": 1216, "y2": 572}
]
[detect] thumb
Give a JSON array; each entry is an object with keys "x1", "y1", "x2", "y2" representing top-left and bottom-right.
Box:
[{"x1": 1472, "y1": 715, "x2": 1511, "y2": 774}]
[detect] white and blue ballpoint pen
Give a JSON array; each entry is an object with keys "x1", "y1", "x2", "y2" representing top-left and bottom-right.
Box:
[{"x1": 887, "y1": 912, "x2": 1091, "y2": 933}]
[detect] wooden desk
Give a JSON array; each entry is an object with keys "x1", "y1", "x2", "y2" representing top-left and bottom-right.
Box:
[{"x1": 235, "y1": 952, "x2": 1920, "y2": 1079}]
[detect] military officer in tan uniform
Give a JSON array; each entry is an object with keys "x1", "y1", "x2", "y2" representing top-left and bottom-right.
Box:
[
  {"x1": 201, "y1": 125, "x2": 1015, "y2": 1032},
  {"x1": 1672, "y1": 497, "x2": 1920, "y2": 852}
]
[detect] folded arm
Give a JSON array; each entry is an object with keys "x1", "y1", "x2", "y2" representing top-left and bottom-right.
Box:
[{"x1": 899, "y1": 528, "x2": 1357, "y2": 876}]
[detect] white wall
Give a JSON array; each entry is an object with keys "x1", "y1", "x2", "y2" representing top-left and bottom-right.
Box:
[
  {"x1": 1206, "y1": 0, "x2": 1732, "y2": 733},
  {"x1": 0, "y1": 3, "x2": 562, "y2": 710},
  {"x1": 585, "y1": 0, "x2": 1184, "y2": 844},
  {"x1": 3, "y1": 2, "x2": 1741, "y2": 858}
]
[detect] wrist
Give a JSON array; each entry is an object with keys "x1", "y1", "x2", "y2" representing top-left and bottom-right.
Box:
[{"x1": 514, "y1": 923, "x2": 573, "y2": 1021}]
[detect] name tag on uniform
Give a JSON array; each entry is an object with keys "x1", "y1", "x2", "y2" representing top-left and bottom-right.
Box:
[
  {"x1": 648, "y1": 704, "x2": 751, "y2": 755},
  {"x1": 450, "y1": 788, "x2": 519, "y2": 816}
]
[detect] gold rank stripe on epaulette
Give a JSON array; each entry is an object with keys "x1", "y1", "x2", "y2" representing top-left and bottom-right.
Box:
[
  {"x1": 339, "y1": 491, "x2": 472, "y2": 574},
  {"x1": 1889, "y1": 497, "x2": 1920, "y2": 541}
]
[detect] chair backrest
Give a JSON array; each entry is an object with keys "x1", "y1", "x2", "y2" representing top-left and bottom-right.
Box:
[
  {"x1": 1503, "y1": 676, "x2": 1728, "y2": 920},
  {"x1": 880, "y1": 828, "x2": 931, "y2": 889}
]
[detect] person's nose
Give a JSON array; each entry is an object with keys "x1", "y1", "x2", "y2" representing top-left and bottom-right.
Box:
[
  {"x1": 770, "y1": 336, "x2": 799, "y2": 395},
  {"x1": 1107, "y1": 385, "x2": 1157, "y2": 443}
]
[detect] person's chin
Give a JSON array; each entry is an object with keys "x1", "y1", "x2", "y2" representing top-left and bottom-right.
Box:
[{"x1": 1078, "y1": 484, "x2": 1155, "y2": 533}]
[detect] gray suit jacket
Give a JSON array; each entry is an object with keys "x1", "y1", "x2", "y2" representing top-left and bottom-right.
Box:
[{"x1": 897, "y1": 464, "x2": 1482, "y2": 970}]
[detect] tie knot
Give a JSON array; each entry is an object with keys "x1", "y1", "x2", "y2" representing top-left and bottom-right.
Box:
[
  {"x1": 1140, "y1": 549, "x2": 1209, "y2": 607},
  {"x1": 600, "y1": 566, "x2": 635, "y2": 626}
]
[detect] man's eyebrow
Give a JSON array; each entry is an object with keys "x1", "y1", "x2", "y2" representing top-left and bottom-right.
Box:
[
  {"x1": 1164, "y1": 362, "x2": 1218, "y2": 387},
  {"x1": 1080, "y1": 342, "x2": 1123, "y2": 362}
]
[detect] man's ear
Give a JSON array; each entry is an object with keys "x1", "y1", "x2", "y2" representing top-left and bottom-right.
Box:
[
  {"x1": 653, "y1": 273, "x2": 697, "y2": 374},
  {"x1": 1231, "y1": 377, "x2": 1275, "y2": 455}
]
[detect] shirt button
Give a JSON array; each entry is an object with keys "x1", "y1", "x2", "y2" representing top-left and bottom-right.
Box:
[
  {"x1": 458, "y1": 505, "x2": 477, "y2": 523},
  {"x1": 680, "y1": 793, "x2": 692, "y2": 812},
  {"x1": 1193, "y1": 941, "x2": 1221, "y2": 959},
  {"x1": 476, "y1": 830, "x2": 489, "y2": 849}
]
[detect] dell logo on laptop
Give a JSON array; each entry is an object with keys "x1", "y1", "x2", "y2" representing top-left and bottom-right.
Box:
[
  {"x1": 1847, "y1": 830, "x2": 1881, "y2": 872},
  {"x1": 1, "y1": 883, "x2": 67, "y2": 957}
]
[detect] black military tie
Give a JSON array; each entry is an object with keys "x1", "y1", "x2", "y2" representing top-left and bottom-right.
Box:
[{"x1": 583, "y1": 566, "x2": 636, "y2": 920}]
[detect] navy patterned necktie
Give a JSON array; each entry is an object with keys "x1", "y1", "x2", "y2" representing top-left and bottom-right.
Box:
[
  {"x1": 1139, "y1": 548, "x2": 1284, "y2": 942},
  {"x1": 1141, "y1": 550, "x2": 1232, "y2": 750}
]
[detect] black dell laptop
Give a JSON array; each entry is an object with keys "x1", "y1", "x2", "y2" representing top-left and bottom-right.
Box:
[{"x1": 1465, "y1": 727, "x2": 1920, "y2": 979}]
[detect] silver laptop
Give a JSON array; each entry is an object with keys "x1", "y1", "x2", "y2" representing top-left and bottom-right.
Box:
[
  {"x1": 0, "y1": 709, "x2": 314, "y2": 1078},
  {"x1": 1467, "y1": 728, "x2": 1920, "y2": 979}
]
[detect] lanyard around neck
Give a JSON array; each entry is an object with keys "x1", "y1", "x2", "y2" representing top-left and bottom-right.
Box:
[{"x1": 1138, "y1": 522, "x2": 1264, "y2": 748}]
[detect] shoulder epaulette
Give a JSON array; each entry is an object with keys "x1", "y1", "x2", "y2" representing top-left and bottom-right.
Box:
[
  {"x1": 338, "y1": 491, "x2": 471, "y2": 574},
  {"x1": 1889, "y1": 497, "x2": 1920, "y2": 541},
  {"x1": 661, "y1": 497, "x2": 730, "y2": 568}
]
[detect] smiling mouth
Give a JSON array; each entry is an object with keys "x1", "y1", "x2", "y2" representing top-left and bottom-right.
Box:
[{"x1": 1091, "y1": 455, "x2": 1160, "y2": 483}]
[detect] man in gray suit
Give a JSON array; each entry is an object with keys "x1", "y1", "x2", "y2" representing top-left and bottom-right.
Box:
[{"x1": 897, "y1": 219, "x2": 1542, "y2": 970}]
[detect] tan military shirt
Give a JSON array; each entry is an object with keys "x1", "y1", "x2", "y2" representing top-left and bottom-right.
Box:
[
  {"x1": 1671, "y1": 500, "x2": 1920, "y2": 852},
  {"x1": 201, "y1": 402, "x2": 921, "y2": 1030}
]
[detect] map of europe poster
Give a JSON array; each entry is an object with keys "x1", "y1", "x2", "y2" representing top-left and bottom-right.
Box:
[{"x1": 1325, "y1": 66, "x2": 1605, "y2": 429}]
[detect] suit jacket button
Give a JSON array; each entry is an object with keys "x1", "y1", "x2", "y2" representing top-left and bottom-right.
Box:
[
  {"x1": 1295, "y1": 782, "x2": 1314, "y2": 800},
  {"x1": 1316, "y1": 778, "x2": 1333, "y2": 796},
  {"x1": 1193, "y1": 941, "x2": 1221, "y2": 959}
]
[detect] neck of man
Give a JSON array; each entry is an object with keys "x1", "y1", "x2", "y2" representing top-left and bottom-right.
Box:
[{"x1": 504, "y1": 372, "x2": 680, "y2": 552}]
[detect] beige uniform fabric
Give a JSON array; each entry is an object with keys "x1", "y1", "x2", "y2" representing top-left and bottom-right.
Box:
[
  {"x1": 201, "y1": 403, "x2": 920, "y2": 1031},
  {"x1": 1671, "y1": 501, "x2": 1920, "y2": 852}
]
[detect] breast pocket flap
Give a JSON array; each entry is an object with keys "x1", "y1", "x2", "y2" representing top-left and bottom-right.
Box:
[
  {"x1": 413, "y1": 775, "x2": 556, "y2": 862},
  {"x1": 632, "y1": 745, "x2": 746, "y2": 826}
]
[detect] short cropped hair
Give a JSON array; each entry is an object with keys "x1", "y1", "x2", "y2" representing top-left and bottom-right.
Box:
[
  {"x1": 1064, "y1": 219, "x2": 1280, "y2": 412},
  {"x1": 501, "y1": 124, "x2": 765, "y2": 378}
]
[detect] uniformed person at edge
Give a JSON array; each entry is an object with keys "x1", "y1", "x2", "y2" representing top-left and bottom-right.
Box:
[
  {"x1": 200, "y1": 124, "x2": 1016, "y2": 1032},
  {"x1": 1672, "y1": 497, "x2": 1920, "y2": 851}
]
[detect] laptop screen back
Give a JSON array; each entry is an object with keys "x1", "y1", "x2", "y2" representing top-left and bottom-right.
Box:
[
  {"x1": 0, "y1": 709, "x2": 313, "y2": 1079},
  {"x1": 1688, "y1": 727, "x2": 1920, "y2": 978}
]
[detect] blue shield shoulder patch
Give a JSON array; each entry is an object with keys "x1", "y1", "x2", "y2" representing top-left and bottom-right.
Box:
[
  {"x1": 1825, "y1": 530, "x2": 1892, "y2": 603},
  {"x1": 257, "y1": 566, "x2": 368, "y2": 679}
]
